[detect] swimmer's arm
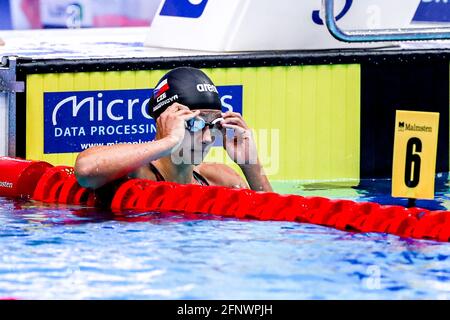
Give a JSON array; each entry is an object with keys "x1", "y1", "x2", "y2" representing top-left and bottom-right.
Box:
[
  {"x1": 239, "y1": 160, "x2": 273, "y2": 192},
  {"x1": 74, "y1": 137, "x2": 178, "y2": 189}
]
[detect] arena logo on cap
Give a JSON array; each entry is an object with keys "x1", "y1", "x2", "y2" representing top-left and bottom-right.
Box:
[
  {"x1": 160, "y1": 0, "x2": 209, "y2": 19},
  {"x1": 196, "y1": 83, "x2": 218, "y2": 94},
  {"x1": 44, "y1": 85, "x2": 243, "y2": 154}
]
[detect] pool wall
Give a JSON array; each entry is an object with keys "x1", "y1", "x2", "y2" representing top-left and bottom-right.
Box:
[
  {"x1": 3, "y1": 49, "x2": 450, "y2": 181},
  {"x1": 0, "y1": 93, "x2": 6, "y2": 156}
]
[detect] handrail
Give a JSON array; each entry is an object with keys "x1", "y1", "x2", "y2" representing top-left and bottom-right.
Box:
[{"x1": 323, "y1": 0, "x2": 450, "y2": 42}]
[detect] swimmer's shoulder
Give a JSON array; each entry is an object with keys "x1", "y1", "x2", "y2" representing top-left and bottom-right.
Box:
[{"x1": 195, "y1": 162, "x2": 248, "y2": 189}]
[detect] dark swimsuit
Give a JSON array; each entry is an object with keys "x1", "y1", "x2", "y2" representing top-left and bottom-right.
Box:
[
  {"x1": 149, "y1": 162, "x2": 209, "y2": 186},
  {"x1": 93, "y1": 163, "x2": 209, "y2": 208}
]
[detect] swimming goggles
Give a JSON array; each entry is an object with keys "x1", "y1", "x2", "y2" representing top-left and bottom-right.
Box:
[{"x1": 185, "y1": 117, "x2": 224, "y2": 133}]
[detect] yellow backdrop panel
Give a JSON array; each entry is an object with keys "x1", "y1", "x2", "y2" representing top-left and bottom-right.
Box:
[{"x1": 26, "y1": 65, "x2": 360, "y2": 181}]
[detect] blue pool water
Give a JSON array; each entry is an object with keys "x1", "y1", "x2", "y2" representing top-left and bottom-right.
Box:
[{"x1": 0, "y1": 178, "x2": 449, "y2": 300}]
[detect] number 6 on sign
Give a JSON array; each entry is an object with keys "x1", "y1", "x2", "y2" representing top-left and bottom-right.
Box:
[
  {"x1": 404, "y1": 137, "x2": 422, "y2": 188},
  {"x1": 392, "y1": 110, "x2": 439, "y2": 200}
]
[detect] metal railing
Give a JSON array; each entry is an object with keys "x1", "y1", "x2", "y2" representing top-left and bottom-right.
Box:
[
  {"x1": 323, "y1": 0, "x2": 450, "y2": 42},
  {"x1": 0, "y1": 57, "x2": 24, "y2": 157}
]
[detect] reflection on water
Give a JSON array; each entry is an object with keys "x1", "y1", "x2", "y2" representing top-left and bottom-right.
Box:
[
  {"x1": 273, "y1": 173, "x2": 450, "y2": 210},
  {"x1": 0, "y1": 178, "x2": 449, "y2": 300}
]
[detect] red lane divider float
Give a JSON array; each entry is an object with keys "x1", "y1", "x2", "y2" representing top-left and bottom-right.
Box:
[
  {"x1": 0, "y1": 157, "x2": 53, "y2": 199},
  {"x1": 33, "y1": 166, "x2": 98, "y2": 206},
  {"x1": 0, "y1": 157, "x2": 449, "y2": 242}
]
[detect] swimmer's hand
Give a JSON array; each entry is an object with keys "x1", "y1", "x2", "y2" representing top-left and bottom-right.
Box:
[
  {"x1": 155, "y1": 103, "x2": 200, "y2": 152},
  {"x1": 220, "y1": 111, "x2": 258, "y2": 166},
  {"x1": 220, "y1": 111, "x2": 273, "y2": 192}
]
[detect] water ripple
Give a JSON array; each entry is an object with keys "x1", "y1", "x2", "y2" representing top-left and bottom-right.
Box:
[{"x1": 1, "y1": 188, "x2": 450, "y2": 299}]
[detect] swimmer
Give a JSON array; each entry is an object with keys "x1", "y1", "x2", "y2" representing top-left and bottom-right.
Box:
[{"x1": 75, "y1": 67, "x2": 272, "y2": 193}]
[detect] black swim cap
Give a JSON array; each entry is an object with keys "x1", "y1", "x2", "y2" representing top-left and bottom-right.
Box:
[{"x1": 149, "y1": 67, "x2": 222, "y2": 119}]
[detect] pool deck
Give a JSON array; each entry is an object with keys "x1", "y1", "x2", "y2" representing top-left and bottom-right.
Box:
[
  {"x1": 0, "y1": 27, "x2": 228, "y2": 61},
  {"x1": 2, "y1": 27, "x2": 450, "y2": 63}
]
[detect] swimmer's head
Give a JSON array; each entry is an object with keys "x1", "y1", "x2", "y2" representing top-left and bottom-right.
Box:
[{"x1": 149, "y1": 67, "x2": 222, "y2": 119}]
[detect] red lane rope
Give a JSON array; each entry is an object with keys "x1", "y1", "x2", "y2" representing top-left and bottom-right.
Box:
[
  {"x1": 1, "y1": 158, "x2": 449, "y2": 243},
  {"x1": 33, "y1": 166, "x2": 74, "y2": 202},
  {"x1": 0, "y1": 157, "x2": 52, "y2": 199},
  {"x1": 109, "y1": 179, "x2": 450, "y2": 242}
]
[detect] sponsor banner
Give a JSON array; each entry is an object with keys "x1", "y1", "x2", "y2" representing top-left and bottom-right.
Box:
[
  {"x1": 145, "y1": 0, "x2": 421, "y2": 51},
  {"x1": 28, "y1": 65, "x2": 360, "y2": 181},
  {"x1": 40, "y1": 0, "x2": 94, "y2": 28},
  {"x1": 413, "y1": 0, "x2": 450, "y2": 23},
  {"x1": 3, "y1": 0, "x2": 159, "y2": 30},
  {"x1": 44, "y1": 85, "x2": 243, "y2": 154},
  {"x1": 0, "y1": 0, "x2": 12, "y2": 29},
  {"x1": 160, "y1": 0, "x2": 209, "y2": 19}
]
